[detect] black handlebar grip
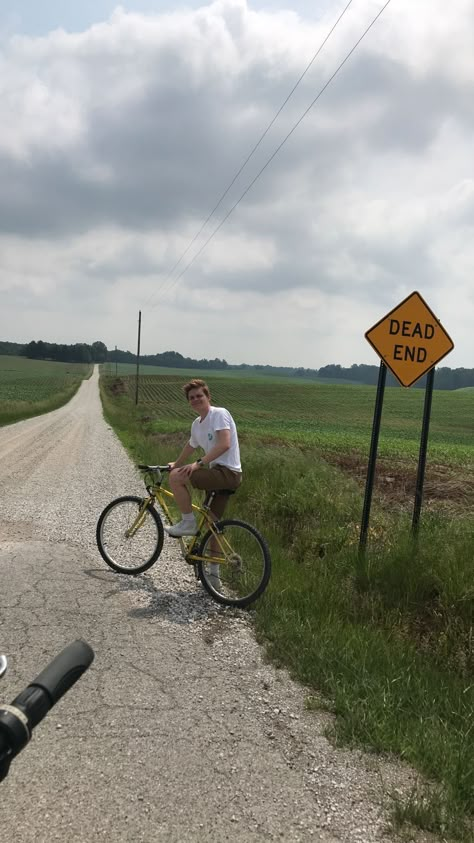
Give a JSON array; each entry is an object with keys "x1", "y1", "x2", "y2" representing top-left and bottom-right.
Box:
[
  {"x1": 0, "y1": 640, "x2": 94, "y2": 774},
  {"x1": 27, "y1": 640, "x2": 94, "y2": 707}
]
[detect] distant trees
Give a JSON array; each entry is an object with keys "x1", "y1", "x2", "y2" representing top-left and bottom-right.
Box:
[
  {"x1": 91, "y1": 341, "x2": 107, "y2": 363},
  {"x1": 0, "y1": 341, "x2": 24, "y2": 356},
  {"x1": 435, "y1": 367, "x2": 474, "y2": 389},
  {"x1": 106, "y1": 347, "x2": 474, "y2": 389},
  {"x1": 108, "y1": 348, "x2": 229, "y2": 370},
  {"x1": 317, "y1": 363, "x2": 474, "y2": 390},
  {"x1": 22, "y1": 341, "x2": 108, "y2": 364},
  {"x1": 3, "y1": 336, "x2": 471, "y2": 389},
  {"x1": 145, "y1": 350, "x2": 228, "y2": 369}
]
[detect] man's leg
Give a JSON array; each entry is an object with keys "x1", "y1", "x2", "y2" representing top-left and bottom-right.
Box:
[
  {"x1": 191, "y1": 468, "x2": 241, "y2": 587},
  {"x1": 207, "y1": 499, "x2": 227, "y2": 587},
  {"x1": 169, "y1": 470, "x2": 193, "y2": 514},
  {"x1": 166, "y1": 470, "x2": 198, "y2": 537}
]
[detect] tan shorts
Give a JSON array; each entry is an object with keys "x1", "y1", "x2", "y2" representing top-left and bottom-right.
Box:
[{"x1": 190, "y1": 464, "x2": 242, "y2": 519}]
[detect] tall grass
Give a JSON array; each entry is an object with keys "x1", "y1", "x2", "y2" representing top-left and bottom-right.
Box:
[{"x1": 100, "y1": 378, "x2": 474, "y2": 840}]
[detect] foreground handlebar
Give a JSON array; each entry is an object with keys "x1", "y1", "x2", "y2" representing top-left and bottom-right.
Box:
[
  {"x1": 0, "y1": 640, "x2": 94, "y2": 781},
  {"x1": 27, "y1": 639, "x2": 94, "y2": 711}
]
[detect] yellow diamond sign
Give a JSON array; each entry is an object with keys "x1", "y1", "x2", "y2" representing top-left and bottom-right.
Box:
[{"x1": 365, "y1": 291, "x2": 454, "y2": 388}]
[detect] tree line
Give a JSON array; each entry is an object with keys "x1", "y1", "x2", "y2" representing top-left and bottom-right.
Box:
[
  {"x1": 315, "y1": 363, "x2": 474, "y2": 390},
  {"x1": 110, "y1": 350, "x2": 473, "y2": 389},
  {"x1": 111, "y1": 348, "x2": 230, "y2": 370},
  {"x1": 21, "y1": 340, "x2": 107, "y2": 364},
  {"x1": 1, "y1": 339, "x2": 472, "y2": 389}
]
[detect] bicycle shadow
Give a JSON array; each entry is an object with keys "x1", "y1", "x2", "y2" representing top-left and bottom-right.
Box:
[{"x1": 84, "y1": 566, "x2": 223, "y2": 626}]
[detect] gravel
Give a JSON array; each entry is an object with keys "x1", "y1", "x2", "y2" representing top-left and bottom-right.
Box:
[{"x1": 0, "y1": 368, "x2": 438, "y2": 842}]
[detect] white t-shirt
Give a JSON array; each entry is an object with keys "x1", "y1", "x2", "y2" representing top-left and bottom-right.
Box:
[{"x1": 189, "y1": 406, "x2": 241, "y2": 472}]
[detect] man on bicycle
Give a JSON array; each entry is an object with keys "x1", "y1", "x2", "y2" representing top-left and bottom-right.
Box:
[{"x1": 165, "y1": 379, "x2": 242, "y2": 537}]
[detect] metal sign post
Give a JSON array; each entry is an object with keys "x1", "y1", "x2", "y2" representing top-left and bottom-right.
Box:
[
  {"x1": 359, "y1": 361, "x2": 387, "y2": 554},
  {"x1": 412, "y1": 367, "x2": 435, "y2": 536}
]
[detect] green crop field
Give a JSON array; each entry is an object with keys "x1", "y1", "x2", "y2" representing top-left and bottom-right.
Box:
[
  {"x1": 0, "y1": 356, "x2": 92, "y2": 425},
  {"x1": 100, "y1": 368, "x2": 474, "y2": 468},
  {"x1": 101, "y1": 361, "x2": 360, "y2": 385}
]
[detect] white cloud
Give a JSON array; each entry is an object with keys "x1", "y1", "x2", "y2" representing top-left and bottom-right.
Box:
[{"x1": 0, "y1": 0, "x2": 472, "y2": 371}]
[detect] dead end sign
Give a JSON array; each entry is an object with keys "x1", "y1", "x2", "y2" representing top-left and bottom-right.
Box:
[{"x1": 365, "y1": 291, "x2": 454, "y2": 388}]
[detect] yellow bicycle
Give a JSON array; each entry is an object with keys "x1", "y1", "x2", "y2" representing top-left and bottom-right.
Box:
[{"x1": 96, "y1": 464, "x2": 271, "y2": 608}]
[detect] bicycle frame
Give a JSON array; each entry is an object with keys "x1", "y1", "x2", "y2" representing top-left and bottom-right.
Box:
[{"x1": 133, "y1": 473, "x2": 234, "y2": 569}]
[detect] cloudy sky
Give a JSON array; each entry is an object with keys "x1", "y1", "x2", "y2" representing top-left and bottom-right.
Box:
[{"x1": 0, "y1": 0, "x2": 472, "y2": 368}]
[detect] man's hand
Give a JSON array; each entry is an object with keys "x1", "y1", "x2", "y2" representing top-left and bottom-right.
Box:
[{"x1": 171, "y1": 462, "x2": 200, "y2": 479}]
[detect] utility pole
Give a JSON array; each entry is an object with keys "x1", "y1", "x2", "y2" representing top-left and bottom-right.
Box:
[
  {"x1": 135, "y1": 310, "x2": 141, "y2": 405},
  {"x1": 115, "y1": 345, "x2": 117, "y2": 377}
]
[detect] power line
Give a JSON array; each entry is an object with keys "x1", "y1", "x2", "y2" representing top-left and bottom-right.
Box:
[
  {"x1": 155, "y1": 0, "x2": 393, "y2": 305},
  {"x1": 142, "y1": 0, "x2": 355, "y2": 309}
]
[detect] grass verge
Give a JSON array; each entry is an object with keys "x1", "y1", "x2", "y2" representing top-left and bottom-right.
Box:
[
  {"x1": 0, "y1": 383, "x2": 87, "y2": 426},
  {"x1": 100, "y1": 378, "x2": 474, "y2": 840}
]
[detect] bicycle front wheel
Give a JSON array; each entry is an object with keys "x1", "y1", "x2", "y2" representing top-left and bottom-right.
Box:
[
  {"x1": 96, "y1": 495, "x2": 164, "y2": 574},
  {"x1": 197, "y1": 519, "x2": 271, "y2": 609}
]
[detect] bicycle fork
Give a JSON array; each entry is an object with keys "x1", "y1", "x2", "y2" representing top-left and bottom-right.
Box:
[{"x1": 126, "y1": 499, "x2": 154, "y2": 538}]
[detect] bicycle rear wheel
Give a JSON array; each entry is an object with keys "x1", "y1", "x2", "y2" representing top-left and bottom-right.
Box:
[
  {"x1": 96, "y1": 495, "x2": 164, "y2": 574},
  {"x1": 197, "y1": 519, "x2": 271, "y2": 608}
]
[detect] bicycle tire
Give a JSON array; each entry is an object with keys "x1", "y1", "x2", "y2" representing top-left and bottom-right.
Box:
[
  {"x1": 197, "y1": 519, "x2": 271, "y2": 609},
  {"x1": 96, "y1": 495, "x2": 164, "y2": 574}
]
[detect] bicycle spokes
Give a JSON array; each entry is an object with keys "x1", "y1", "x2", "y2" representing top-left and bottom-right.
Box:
[
  {"x1": 125, "y1": 507, "x2": 148, "y2": 538},
  {"x1": 97, "y1": 496, "x2": 164, "y2": 574},
  {"x1": 198, "y1": 520, "x2": 271, "y2": 607}
]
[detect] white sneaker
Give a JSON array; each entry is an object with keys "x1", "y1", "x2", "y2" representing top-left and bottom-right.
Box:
[
  {"x1": 165, "y1": 519, "x2": 198, "y2": 537},
  {"x1": 207, "y1": 573, "x2": 223, "y2": 592},
  {"x1": 206, "y1": 562, "x2": 222, "y2": 592}
]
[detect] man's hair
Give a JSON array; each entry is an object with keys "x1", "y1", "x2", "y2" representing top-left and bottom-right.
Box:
[{"x1": 183, "y1": 379, "x2": 211, "y2": 400}]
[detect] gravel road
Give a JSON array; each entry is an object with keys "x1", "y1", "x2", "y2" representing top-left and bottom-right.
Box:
[{"x1": 0, "y1": 369, "x2": 436, "y2": 842}]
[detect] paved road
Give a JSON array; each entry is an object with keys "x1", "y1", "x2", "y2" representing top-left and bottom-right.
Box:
[{"x1": 0, "y1": 370, "x2": 431, "y2": 842}]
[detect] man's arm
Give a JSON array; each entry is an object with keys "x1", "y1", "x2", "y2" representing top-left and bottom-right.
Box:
[
  {"x1": 197, "y1": 429, "x2": 230, "y2": 466},
  {"x1": 172, "y1": 429, "x2": 230, "y2": 479},
  {"x1": 169, "y1": 442, "x2": 196, "y2": 469}
]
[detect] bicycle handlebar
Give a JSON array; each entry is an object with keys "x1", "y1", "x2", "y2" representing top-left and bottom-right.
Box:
[
  {"x1": 27, "y1": 639, "x2": 94, "y2": 708},
  {"x1": 0, "y1": 640, "x2": 94, "y2": 781},
  {"x1": 138, "y1": 464, "x2": 171, "y2": 472}
]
